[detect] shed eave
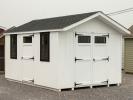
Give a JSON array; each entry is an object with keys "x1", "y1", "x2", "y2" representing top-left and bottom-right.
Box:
[{"x1": 4, "y1": 29, "x2": 63, "y2": 35}]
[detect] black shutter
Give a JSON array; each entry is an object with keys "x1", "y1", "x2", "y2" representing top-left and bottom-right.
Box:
[
  {"x1": 10, "y1": 34, "x2": 17, "y2": 59},
  {"x1": 40, "y1": 32, "x2": 50, "y2": 61}
]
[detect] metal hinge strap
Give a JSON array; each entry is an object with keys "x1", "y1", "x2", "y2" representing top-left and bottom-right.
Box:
[
  {"x1": 75, "y1": 57, "x2": 83, "y2": 62},
  {"x1": 75, "y1": 32, "x2": 84, "y2": 37},
  {"x1": 21, "y1": 56, "x2": 34, "y2": 60},
  {"x1": 27, "y1": 34, "x2": 34, "y2": 37},
  {"x1": 101, "y1": 33, "x2": 109, "y2": 38}
]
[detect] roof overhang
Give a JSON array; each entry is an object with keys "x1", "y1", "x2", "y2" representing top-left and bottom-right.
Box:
[
  {"x1": 0, "y1": 26, "x2": 6, "y2": 30},
  {"x1": 5, "y1": 11, "x2": 131, "y2": 35},
  {"x1": 63, "y1": 12, "x2": 131, "y2": 35},
  {"x1": 4, "y1": 29, "x2": 63, "y2": 35}
]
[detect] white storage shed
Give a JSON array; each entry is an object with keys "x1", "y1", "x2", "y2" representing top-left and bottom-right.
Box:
[{"x1": 5, "y1": 11, "x2": 130, "y2": 91}]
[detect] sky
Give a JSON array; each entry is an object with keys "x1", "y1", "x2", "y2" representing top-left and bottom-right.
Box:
[{"x1": 0, "y1": 0, "x2": 133, "y2": 29}]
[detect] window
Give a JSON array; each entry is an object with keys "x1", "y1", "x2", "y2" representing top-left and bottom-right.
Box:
[
  {"x1": 78, "y1": 36, "x2": 91, "y2": 43},
  {"x1": 95, "y1": 36, "x2": 106, "y2": 44},
  {"x1": 23, "y1": 36, "x2": 32, "y2": 43},
  {"x1": 40, "y1": 32, "x2": 50, "y2": 61},
  {"x1": 10, "y1": 34, "x2": 17, "y2": 59}
]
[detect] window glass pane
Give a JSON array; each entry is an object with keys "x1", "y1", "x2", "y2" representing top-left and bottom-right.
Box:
[
  {"x1": 78, "y1": 36, "x2": 90, "y2": 43},
  {"x1": 95, "y1": 36, "x2": 106, "y2": 43},
  {"x1": 23, "y1": 36, "x2": 32, "y2": 43},
  {"x1": 10, "y1": 34, "x2": 17, "y2": 59},
  {"x1": 40, "y1": 32, "x2": 50, "y2": 61}
]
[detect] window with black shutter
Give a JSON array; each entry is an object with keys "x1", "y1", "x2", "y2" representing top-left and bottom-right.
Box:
[
  {"x1": 40, "y1": 32, "x2": 50, "y2": 61},
  {"x1": 10, "y1": 34, "x2": 17, "y2": 59}
]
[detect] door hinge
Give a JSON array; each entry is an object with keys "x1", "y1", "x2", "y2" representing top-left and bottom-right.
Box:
[
  {"x1": 102, "y1": 56, "x2": 109, "y2": 62},
  {"x1": 102, "y1": 33, "x2": 109, "y2": 38},
  {"x1": 29, "y1": 57, "x2": 34, "y2": 60},
  {"x1": 74, "y1": 82, "x2": 82, "y2": 86},
  {"x1": 93, "y1": 57, "x2": 109, "y2": 62},
  {"x1": 29, "y1": 79, "x2": 34, "y2": 83},
  {"x1": 75, "y1": 32, "x2": 84, "y2": 37},
  {"x1": 75, "y1": 57, "x2": 83, "y2": 62},
  {"x1": 21, "y1": 56, "x2": 34, "y2": 60},
  {"x1": 101, "y1": 79, "x2": 109, "y2": 84},
  {"x1": 27, "y1": 34, "x2": 34, "y2": 37}
]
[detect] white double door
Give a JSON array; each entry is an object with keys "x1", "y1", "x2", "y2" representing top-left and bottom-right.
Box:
[{"x1": 75, "y1": 33, "x2": 109, "y2": 85}]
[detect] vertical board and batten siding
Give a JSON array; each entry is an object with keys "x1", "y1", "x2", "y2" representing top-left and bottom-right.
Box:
[
  {"x1": 58, "y1": 17, "x2": 122, "y2": 89},
  {"x1": 124, "y1": 38, "x2": 133, "y2": 73}
]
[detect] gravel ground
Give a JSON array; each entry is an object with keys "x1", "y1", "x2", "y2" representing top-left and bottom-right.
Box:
[{"x1": 0, "y1": 73, "x2": 133, "y2": 100}]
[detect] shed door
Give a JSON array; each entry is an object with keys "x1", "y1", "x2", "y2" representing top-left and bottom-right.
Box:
[
  {"x1": 75, "y1": 33, "x2": 109, "y2": 86},
  {"x1": 22, "y1": 35, "x2": 34, "y2": 82},
  {"x1": 92, "y1": 34, "x2": 109, "y2": 84},
  {"x1": 75, "y1": 33, "x2": 92, "y2": 85}
]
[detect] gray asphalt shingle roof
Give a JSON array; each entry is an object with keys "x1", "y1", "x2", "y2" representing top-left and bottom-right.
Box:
[{"x1": 6, "y1": 11, "x2": 98, "y2": 33}]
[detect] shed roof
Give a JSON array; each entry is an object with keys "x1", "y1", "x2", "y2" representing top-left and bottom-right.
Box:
[{"x1": 6, "y1": 11, "x2": 98, "y2": 33}]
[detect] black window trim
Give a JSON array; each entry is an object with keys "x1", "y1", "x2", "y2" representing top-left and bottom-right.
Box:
[
  {"x1": 40, "y1": 32, "x2": 50, "y2": 62},
  {"x1": 10, "y1": 34, "x2": 17, "y2": 59}
]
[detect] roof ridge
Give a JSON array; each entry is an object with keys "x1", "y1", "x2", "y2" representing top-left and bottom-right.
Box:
[{"x1": 33, "y1": 11, "x2": 99, "y2": 21}]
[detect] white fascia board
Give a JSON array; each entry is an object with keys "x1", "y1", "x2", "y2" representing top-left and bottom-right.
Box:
[
  {"x1": 0, "y1": 26, "x2": 6, "y2": 30},
  {"x1": 99, "y1": 12, "x2": 131, "y2": 35},
  {"x1": 63, "y1": 12, "x2": 131, "y2": 35},
  {"x1": 4, "y1": 29, "x2": 63, "y2": 35}
]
